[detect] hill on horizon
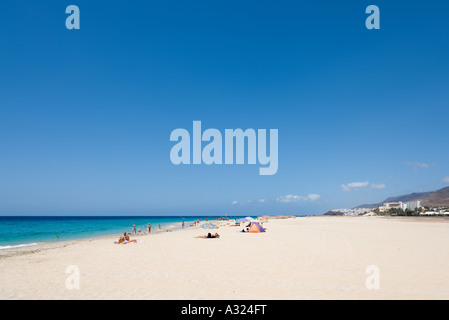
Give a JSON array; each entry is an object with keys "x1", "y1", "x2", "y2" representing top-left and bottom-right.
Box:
[{"x1": 354, "y1": 186, "x2": 449, "y2": 209}]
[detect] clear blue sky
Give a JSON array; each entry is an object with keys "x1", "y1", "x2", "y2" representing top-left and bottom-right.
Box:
[{"x1": 0, "y1": 1, "x2": 448, "y2": 215}]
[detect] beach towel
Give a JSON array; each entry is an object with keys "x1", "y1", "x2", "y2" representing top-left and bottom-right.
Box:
[{"x1": 120, "y1": 239, "x2": 140, "y2": 244}]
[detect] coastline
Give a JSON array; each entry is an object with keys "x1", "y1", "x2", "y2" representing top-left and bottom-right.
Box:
[
  {"x1": 0, "y1": 216, "x2": 211, "y2": 251},
  {"x1": 2, "y1": 216, "x2": 449, "y2": 299},
  {"x1": 0, "y1": 220, "x2": 203, "y2": 259}
]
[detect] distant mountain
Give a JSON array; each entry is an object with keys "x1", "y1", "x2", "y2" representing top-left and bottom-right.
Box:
[
  {"x1": 418, "y1": 186, "x2": 449, "y2": 206},
  {"x1": 354, "y1": 186, "x2": 449, "y2": 208}
]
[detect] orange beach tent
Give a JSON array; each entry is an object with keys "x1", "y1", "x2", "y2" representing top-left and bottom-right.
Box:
[{"x1": 249, "y1": 222, "x2": 266, "y2": 233}]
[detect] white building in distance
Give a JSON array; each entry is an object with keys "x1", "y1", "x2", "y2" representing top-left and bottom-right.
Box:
[
  {"x1": 403, "y1": 201, "x2": 421, "y2": 211},
  {"x1": 378, "y1": 201, "x2": 421, "y2": 212}
]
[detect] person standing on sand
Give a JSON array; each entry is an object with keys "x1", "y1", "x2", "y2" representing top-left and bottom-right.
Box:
[
  {"x1": 132, "y1": 222, "x2": 136, "y2": 234},
  {"x1": 182, "y1": 221, "x2": 185, "y2": 229},
  {"x1": 148, "y1": 223, "x2": 151, "y2": 233}
]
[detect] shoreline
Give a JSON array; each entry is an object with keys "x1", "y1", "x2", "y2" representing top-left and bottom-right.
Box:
[
  {"x1": 3, "y1": 214, "x2": 449, "y2": 253},
  {"x1": 3, "y1": 214, "x2": 449, "y2": 257},
  {"x1": 2, "y1": 216, "x2": 449, "y2": 299},
  {"x1": 0, "y1": 216, "x2": 212, "y2": 251},
  {"x1": 0, "y1": 219, "x2": 221, "y2": 259}
]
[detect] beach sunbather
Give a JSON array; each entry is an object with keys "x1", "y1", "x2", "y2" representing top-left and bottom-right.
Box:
[
  {"x1": 115, "y1": 232, "x2": 130, "y2": 244},
  {"x1": 195, "y1": 232, "x2": 220, "y2": 239}
]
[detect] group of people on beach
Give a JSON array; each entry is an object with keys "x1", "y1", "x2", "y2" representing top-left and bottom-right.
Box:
[
  {"x1": 116, "y1": 220, "x2": 206, "y2": 244},
  {"x1": 115, "y1": 218, "x2": 267, "y2": 244},
  {"x1": 116, "y1": 222, "x2": 153, "y2": 244},
  {"x1": 115, "y1": 219, "x2": 222, "y2": 243},
  {"x1": 114, "y1": 232, "x2": 138, "y2": 244},
  {"x1": 130, "y1": 222, "x2": 164, "y2": 235}
]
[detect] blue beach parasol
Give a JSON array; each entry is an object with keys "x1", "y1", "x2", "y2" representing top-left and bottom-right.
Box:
[{"x1": 200, "y1": 222, "x2": 217, "y2": 229}]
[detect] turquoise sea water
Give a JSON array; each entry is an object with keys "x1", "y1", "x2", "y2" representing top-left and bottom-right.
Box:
[{"x1": 0, "y1": 216, "x2": 228, "y2": 249}]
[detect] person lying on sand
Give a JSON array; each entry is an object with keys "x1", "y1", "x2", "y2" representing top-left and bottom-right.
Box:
[
  {"x1": 195, "y1": 233, "x2": 220, "y2": 239},
  {"x1": 115, "y1": 232, "x2": 130, "y2": 244}
]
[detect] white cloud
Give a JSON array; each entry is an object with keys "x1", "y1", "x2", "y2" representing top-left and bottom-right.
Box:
[
  {"x1": 442, "y1": 177, "x2": 449, "y2": 183},
  {"x1": 341, "y1": 181, "x2": 369, "y2": 191},
  {"x1": 307, "y1": 193, "x2": 321, "y2": 201},
  {"x1": 405, "y1": 161, "x2": 430, "y2": 169},
  {"x1": 276, "y1": 194, "x2": 321, "y2": 203},
  {"x1": 232, "y1": 198, "x2": 266, "y2": 205},
  {"x1": 348, "y1": 182, "x2": 369, "y2": 188},
  {"x1": 234, "y1": 194, "x2": 319, "y2": 205},
  {"x1": 371, "y1": 183, "x2": 386, "y2": 189},
  {"x1": 276, "y1": 195, "x2": 306, "y2": 203}
]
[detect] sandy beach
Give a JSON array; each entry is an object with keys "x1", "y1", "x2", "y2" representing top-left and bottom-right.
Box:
[{"x1": 1, "y1": 216, "x2": 449, "y2": 300}]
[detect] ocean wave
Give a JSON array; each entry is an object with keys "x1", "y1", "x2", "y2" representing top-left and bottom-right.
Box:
[{"x1": 0, "y1": 243, "x2": 38, "y2": 250}]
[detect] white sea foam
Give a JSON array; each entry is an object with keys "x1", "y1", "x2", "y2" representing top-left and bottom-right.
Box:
[{"x1": 0, "y1": 243, "x2": 38, "y2": 250}]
